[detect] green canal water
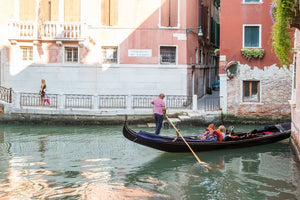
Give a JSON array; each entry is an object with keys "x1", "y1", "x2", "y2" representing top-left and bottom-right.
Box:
[{"x1": 0, "y1": 123, "x2": 299, "y2": 200}]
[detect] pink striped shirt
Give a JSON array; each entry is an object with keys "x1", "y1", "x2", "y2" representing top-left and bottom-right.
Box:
[{"x1": 152, "y1": 97, "x2": 165, "y2": 115}]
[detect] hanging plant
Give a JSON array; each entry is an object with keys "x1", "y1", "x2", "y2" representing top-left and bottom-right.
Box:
[
  {"x1": 271, "y1": 0, "x2": 297, "y2": 66},
  {"x1": 241, "y1": 48, "x2": 265, "y2": 60}
]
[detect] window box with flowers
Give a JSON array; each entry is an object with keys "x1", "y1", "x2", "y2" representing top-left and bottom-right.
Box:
[{"x1": 241, "y1": 48, "x2": 265, "y2": 60}]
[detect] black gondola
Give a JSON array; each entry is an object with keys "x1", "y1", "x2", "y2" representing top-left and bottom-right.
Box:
[{"x1": 123, "y1": 117, "x2": 291, "y2": 152}]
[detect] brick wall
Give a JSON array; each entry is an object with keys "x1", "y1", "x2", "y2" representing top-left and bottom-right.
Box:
[{"x1": 227, "y1": 64, "x2": 292, "y2": 116}]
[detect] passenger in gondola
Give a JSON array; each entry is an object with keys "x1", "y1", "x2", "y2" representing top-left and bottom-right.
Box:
[
  {"x1": 197, "y1": 124, "x2": 217, "y2": 141},
  {"x1": 206, "y1": 124, "x2": 215, "y2": 132},
  {"x1": 213, "y1": 127, "x2": 223, "y2": 141},
  {"x1": 217, "y1": 125, "x2": 226, "y2": 141}
]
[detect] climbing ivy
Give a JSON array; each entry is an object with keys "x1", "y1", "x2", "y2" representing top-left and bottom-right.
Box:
[{"x1": 271, "y1": 0, "x2": 297, "y2": 66}]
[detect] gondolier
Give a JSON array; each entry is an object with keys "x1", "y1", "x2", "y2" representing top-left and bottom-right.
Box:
[{"x1": 151, "y1": 93, "x2": 166, "y2": 135}]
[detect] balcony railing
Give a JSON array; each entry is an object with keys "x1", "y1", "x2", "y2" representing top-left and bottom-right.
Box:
[
  {"x1": 11, "y1": 92, "x2": 221, "y2": 113},
  {"x1": 0, "y1": 86, "x2": 13, "y2": 103},
  {"x1": 99, "y1": 95, "x2": 126, "y2": 109},
  {"x1": 8, "y1": 21, "x2": 84, "y2": 40},
  {"x1": 132, "y1": 95, "x2": 156, "y2": 109},
  {"x1": 167, "y1": 95, "x2": 192, "y2": 109},
  {"x1": 65, "y1": 94, "x2": 92, "y2": 109},
  {"x1": 20, "y1": 93, "x2": 57, "y2": 108}
]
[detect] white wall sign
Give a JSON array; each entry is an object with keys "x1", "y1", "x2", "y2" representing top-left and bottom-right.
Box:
[
  {"x1": 128, "y1": 49, "x2": 152, "y2": 57},
  {"x1": 173, "y1": 33, "x2": 187, "y2": 40},
  {"x1": 220, "y1": 55, "x2": 226, "y2": 61}
]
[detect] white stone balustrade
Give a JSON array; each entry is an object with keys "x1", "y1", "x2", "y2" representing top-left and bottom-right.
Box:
[{"x1": 8, "y1": 21, "x2": 84, "y2": 40}]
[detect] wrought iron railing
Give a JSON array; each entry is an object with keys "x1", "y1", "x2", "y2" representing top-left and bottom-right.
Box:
[
  {"x1": 99, "y1": 95, "x2": 126, "y2": 109},
  {"x1": 65, "y1": 94, "x2": 92, "y2": 109},
  {"x1": 167, "y1": 95, "x2": 192, "y2": 109},
  {"x1": 20, "y1": 93, "x2": 57, "y2": 108},
  {"x1": 132, "y1": 95, "x2": 156, "y2": 108},
  {"x1": 0, "y1": 86, "x2": 13, "y2": 103}
]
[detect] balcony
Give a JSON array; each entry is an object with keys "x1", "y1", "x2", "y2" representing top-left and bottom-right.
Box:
[{"x1": 8, "y1": 21, "x2": 86, "y2": 41}]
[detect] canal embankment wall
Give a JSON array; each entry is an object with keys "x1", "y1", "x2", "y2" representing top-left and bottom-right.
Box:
[{"x1": 0, "y1": 112, "x2": 291, "y2": 126}]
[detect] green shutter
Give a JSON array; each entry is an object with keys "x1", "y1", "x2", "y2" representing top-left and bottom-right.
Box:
[{"x1": 244, "y1": 26, "x2": 259, "y2": 47}]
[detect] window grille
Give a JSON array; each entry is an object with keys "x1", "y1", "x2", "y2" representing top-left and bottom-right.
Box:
[
  {"x1": 101, "y1": 47, "x2": 118, "y2": 63},
  {"x1": 65, "y1": 47, "x2": 78, "y2": 62},
  {"x1": 160, "y1": 46, "x2": 176, "y2": 64},
  {"x1": 20, "y1": 46, "x2": 33, "y2": 61}
]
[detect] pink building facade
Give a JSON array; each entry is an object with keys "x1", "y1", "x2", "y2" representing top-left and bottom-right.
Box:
[
  {"x1": 219, "y1": 0, "x2": 292, "y2": 117},
  {"x1": 0, "y1": 0, "x2": 219, "y2": 99}
]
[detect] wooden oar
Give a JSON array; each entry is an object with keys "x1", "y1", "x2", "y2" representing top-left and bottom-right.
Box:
[{"x1": 166, "y1": 116, "x2": 212, "y2": 170}]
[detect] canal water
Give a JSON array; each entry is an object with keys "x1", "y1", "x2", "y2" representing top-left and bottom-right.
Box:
[{"x1": 0, "y1": 123, "x2": 299, "y2": 200}]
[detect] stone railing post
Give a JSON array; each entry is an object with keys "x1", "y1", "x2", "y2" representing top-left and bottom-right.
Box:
[
  {"x1": 127, "y1": 94, "x2": 132, "y2": 110},
  {"x1": 58, "y1": 93, "x2": 65, "y2": 111},
  {"x1": 93, "y1": 95, "x2": 99, "y2": 111},
  {"x1": 193, "y1": 94, "x2": 198, "y2": 111},
  {"x1": 14, "y1": 92, "x2": 20, "y2": 110}
]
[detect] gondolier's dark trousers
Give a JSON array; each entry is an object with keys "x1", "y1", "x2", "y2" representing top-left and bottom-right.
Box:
[{"x1": 154, "y1": 113, "x2": 163, "y2": 135}]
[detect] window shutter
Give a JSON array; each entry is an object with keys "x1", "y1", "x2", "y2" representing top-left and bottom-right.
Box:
[
  {"x1": 245, "y1": 26, "x2": 259, "y2": 47},
  {"x1": 50, "y1": 0, "x2": 59, "y2": 21},
  {"x1": 64, "y1": 0, "x2": 80, "y2": 22},
  {"x1": 161, "y1": 0, "x2": 170, "y2": 27},
  {"x1": 110, "y1": 0, "x2": 118, "y2": 26},
  {"x1": 101, "y1": 0, "x2": 110, "y2": 25},
  {"x1": 170, "y1": 0, "x2": 178, "y2": 27},
  {"x1": 20, "y1": 0, "x2": 36, "y2": 21}
]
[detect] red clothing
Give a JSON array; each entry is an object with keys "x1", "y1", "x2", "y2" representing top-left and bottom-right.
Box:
[{"x1": 213, "y1": 129, "x2": 224, "y2": 141}]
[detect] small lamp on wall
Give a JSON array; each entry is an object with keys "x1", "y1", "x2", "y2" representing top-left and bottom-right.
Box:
[
  {"x1": 198, "y1": 26, "x2": 203, "y2": 36},
  {"x1": 186, "y1": 26, "x2": 203, "y2": 36}
]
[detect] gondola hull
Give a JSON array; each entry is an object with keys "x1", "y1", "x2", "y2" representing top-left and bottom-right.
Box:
[{"x1": 123, "y1": 120, "x2": 291, "y2": 152}]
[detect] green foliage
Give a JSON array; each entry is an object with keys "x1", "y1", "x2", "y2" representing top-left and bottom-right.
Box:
[
  {"x1": 214, "y1": 49, "x2": 220, "y2": 56},
  {"x1": 241, "y1": 48, "x2": 265, "y2": 60},
  {"x1": 271, "y1": 0, "x2": 296, "y2": 66}
]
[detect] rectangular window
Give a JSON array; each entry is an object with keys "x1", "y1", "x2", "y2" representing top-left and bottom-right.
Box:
[
  {"x1": 244, "y1": 25, "x2": 261, "y2": 48},
  {"x1": 101, "y1": 0, "x2": 118, "y2": 26},
  {"x1": 243, "y1": 81, "x2": 260, "y2": 102},
  {"x1": 65, "y1": 47, "x2": 78, "y2": 63},
  {"x1": 101, "y1": 46, "x2": 118, "y2": 63},
  {"x1": 20, "y1": 46, "x2": 33, "y2": 61},
  {"x1": 160, "y1": 46, "x2": 176, "y2": 64},
  {"x1": 161, "y1": 0, "x2": 178, "y2": 27}
]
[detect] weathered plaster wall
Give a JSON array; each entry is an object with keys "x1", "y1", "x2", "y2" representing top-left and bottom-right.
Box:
[{"x1": 226, "y1": 64, "x2": 292, "y2": 116}]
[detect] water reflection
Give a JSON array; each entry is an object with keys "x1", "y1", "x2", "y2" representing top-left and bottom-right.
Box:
[
  {"x1": 125, "y1": 142, "x2": 299, "y2": 200},
  {"x1": 0, "y1": 124, "x2": 298, "y2": 200}
]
